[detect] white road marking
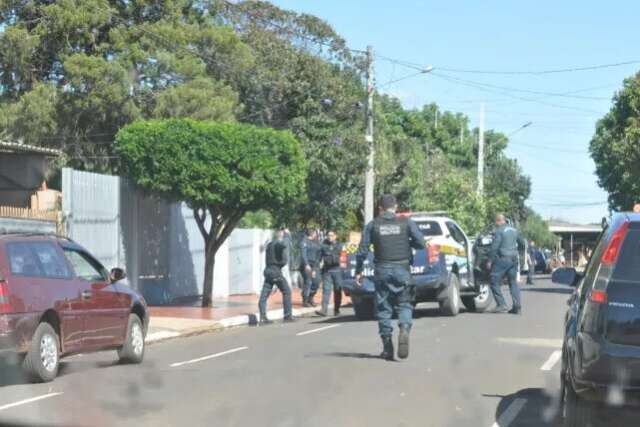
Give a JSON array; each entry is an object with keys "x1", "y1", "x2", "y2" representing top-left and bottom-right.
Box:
[
  {"x1": 540, "y1": 350, "x2": 562, "y2": 371},
  {"x1": 491, "y1": 398, "x2": 527, "y2": 427},
  {"x1": 495, "y1": 337, "x2": 563, "y2": 348},
  {"x1": 296, "y1": 324, "x2": 341, "y2": 336},
  {"x1": 169, "y1": 346, "x2": 249, "y2": 368},
  {"x1": 0, "y1": 393, "x2": 64, "y2": 412}
]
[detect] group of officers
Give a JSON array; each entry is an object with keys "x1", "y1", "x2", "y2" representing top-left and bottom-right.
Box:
[
  {"x1": 258, "y1": 228, "x2": 345, "y2": 324},
  {"x1": 259, "y1": 194, "x2": 528, "y2": 361}
]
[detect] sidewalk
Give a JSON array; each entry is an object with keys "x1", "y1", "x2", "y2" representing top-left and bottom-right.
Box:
[{"x1": 146, "y1": 289, "x2": 350, "y2": 343}]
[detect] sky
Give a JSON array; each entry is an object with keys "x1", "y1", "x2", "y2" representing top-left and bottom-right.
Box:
[{"x1": 271, "y1": 0, "x2": 640, "y2": 224}]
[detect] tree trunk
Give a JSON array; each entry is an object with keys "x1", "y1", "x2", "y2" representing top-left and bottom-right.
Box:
[{"x1": 202, "y1": 243, "x2": 216, "y2": 308}]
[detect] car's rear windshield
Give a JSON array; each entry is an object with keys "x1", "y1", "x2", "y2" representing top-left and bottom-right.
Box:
[
  {"x1": 614, "y1": 227, "x2": 640, "y2": 282},
  {"x1": 414, "y1": 221, "x2": 443, "y2": 237}
]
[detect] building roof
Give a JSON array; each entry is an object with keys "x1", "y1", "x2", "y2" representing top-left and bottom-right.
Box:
[
  {"x1": 0, "y1": 141, "x2": 62, "y2": 156},
  {"x1": 548, "y1": 221, "x2": 602, "y2": 234}
]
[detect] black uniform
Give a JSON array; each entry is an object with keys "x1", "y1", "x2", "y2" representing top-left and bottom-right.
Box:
[
  {"x1": 258, "y1": 240, "x2": 292, "y2": 321},
  {"x1": 356, "y1": 211, "x2": 426, "y2": 359},
  {"x1": 300, "y1": 236, "x2": 322, "y2": 306},
  {"x1": 319, "y1": 238, "x2": 344, "y2": 315}
]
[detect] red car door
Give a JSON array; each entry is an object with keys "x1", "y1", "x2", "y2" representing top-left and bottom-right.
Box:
[
  {"x1": 63, "y1": 249, "x2": 129, "y2": 349},
  {"x1": 5, "y1": 241, "x2": 87, "y2": 354}
]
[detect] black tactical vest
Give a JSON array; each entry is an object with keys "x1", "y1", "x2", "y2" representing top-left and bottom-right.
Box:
[
  {"x1": 265, "y1": 241, "x2": 286, "y2": 267},
  {"x1": 371, "y1": 215, "x2": 411, "y2": 264}
]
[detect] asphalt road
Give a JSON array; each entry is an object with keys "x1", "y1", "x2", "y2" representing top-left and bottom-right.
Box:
[{"x1": 0, "y1": 277, "x2": 636, "y2": 427}]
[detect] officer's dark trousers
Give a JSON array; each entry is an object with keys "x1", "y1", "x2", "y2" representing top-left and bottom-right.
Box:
[
  {"x1": 321, "y1": 270, "x2": 343, "y2": 310},
  {"x1": 374, "y1": 264, "x2": 414, "y2": 338},
  {"x1": 259, "y1": 266, "x2": 292, "y2": 319},
  {"x1": 527, "y1": 265, "x2": 534, "y2": 285},
  {"x1": 489, "y1": 257, "x2": 521, "y2": 309},
  {"x1": 302, "y1": 265, "x2": 321, "y2": 302}
]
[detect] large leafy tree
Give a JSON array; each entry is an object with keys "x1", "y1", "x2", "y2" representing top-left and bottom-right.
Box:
[
  {"x1": 116, "y1": 118, "x2": 307, "y2": 307},
  {"x1": 590, "y1": 71, "x2": 640, "y2": 210}
]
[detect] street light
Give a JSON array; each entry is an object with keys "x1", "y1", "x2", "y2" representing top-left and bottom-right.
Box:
[{"x1": 508, "y1": 121, "x2": 533, "y2": 137}]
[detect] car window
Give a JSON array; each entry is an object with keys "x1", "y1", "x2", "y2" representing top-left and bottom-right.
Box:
[
  {"x1": 64, "y1": 250, "x2": 108, "y2": 282},
  {"x1": 6, "y1": 242, "x2": 44, "y2": 277},
  {"x1": 445, "y1": 221, "x2": 467, "y2": 246},
  {"x1": 30, "y1": 242, "x2": 72, "y2": 279},
  {"x1": 414, "y1": 221, "x2": 442, "y2": 237},
  {"x1": 614, "y1": 228, "x2": 640, "y2": 281}
]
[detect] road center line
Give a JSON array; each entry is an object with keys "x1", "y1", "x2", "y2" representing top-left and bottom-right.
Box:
[
  {"x1": 169, "y1": 346, "x2": 249, "y2": 368},
  {"x1": 296, "y1": 324, "x2": 341, "y2": 336},
  {"x1": 0, "y1": 393, "x2": 64, "y2": 412},
  {"x1": 491, "y1": 398, "x2": 527, "y2": 427},
  {"x1": 540, "y1": 350, "x2": 562, "y2": 371}
]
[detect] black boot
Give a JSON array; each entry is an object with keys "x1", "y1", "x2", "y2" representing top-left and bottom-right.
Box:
[
  {"x1": 381, "y1": 336, "x2": 394, "y2": 361},
  {"x1": 308, "y1": 293, "x2": 317, "y2": 307},
  {"x1": 260, "y1": 317, "x2": 273, "y2": 325},
  {"x1": 398, "y1": 326, "x2": 410, "y2": 359}
]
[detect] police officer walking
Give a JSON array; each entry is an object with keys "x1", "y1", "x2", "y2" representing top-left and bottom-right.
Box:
[
  {"x1": 526, "y1": 240, "x2": 537, "y2": 285},
  {"x1": 301, "y1": 229, "x2": 322, "y2": 307},
  {"x1": 258, "y1": 229, "x2": 294, "y2": 324},
  {"x1": 316, "y1": 230, "x2": 344, "y2": 317},
  {"x1": 356, "y1": 194, "x2": 426, "y2": 361},
  {"x1": 488, "y1": 214, "x2": 526, "y2": 315}
]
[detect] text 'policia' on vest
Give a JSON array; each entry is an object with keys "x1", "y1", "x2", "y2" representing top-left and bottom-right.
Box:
[{"x1": 371, "y1": 214, "x2": 412, "y2": 265}]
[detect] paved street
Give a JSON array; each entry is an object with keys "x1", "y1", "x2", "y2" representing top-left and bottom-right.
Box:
[{"x1": 0, "y1": 278, "x2": 636, "y2": 427}]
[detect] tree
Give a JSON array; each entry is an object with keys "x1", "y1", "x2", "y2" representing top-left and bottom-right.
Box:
[
  {"x1": 520, "y1": 208, "x2": 558, "y2": 249},
  {"x1": 115, "y1": 118, "x2": 307, "y2": 307},
  {"x1": 590, "y1": 71, "x2": 640, "y2": 210}
]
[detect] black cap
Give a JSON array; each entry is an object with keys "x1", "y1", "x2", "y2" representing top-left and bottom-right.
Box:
[{"x1": 380, "y1": 194, "x2": 397, "y2": 210}]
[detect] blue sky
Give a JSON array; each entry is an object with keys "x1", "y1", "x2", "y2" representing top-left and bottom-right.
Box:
[{"x1": 271, "y1": 0, "x2": 640, "y2": 224}]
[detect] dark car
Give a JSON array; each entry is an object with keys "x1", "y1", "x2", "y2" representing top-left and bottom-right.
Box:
[
  {"x1": 533, "y1": 249, "x2": 551, "y2": 274},
  {"x1": 0, "y1": 234, "x2": 148, "y2": 382},
  {"x1": 553, "y1": 213, "x2": 640, "y2": 426},
  {"x1": 340, "y1": 213, "x2": 493, "y2": 319}
]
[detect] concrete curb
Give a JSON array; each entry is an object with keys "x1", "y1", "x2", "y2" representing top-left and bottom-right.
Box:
[{"x1": 145, "y1": 305, "x2": 328, "y2": 345}]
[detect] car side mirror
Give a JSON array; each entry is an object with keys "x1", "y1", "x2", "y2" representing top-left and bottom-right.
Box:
[
  {"x1": 110, "y1": 267, "x2": 126, "y2": 283},
  {"x1": 552, "y1": 267, "x2": 581, "y2": 287}
]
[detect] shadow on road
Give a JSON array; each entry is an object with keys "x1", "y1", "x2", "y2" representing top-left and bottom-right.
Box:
[
  {"x1": 313, "y1": 352, "x2": 383, "y2": 360},
  {"x1": 489, "y1": 388, "x2": 561, "y2": 427},
  {"x1": 522, "y1": 287, "x2": 574, "y2": 295}
]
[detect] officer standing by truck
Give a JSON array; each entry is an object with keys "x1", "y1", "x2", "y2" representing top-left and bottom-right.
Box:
[
  {"x1": 316, "y1": 230, "x2": 344, "y2": 317},
  {"x1": 301, "y1": 229, "x2": 322, "y2": 307},
  {"x1": 355, "y1": 194, "x2": 426, "y2": 361},
  {"x1": 258, "y1": 229, "x2": 294, "y2": 324},
  {"x1": 488, "y1": 214, "x2": 526, "y2": 315}
]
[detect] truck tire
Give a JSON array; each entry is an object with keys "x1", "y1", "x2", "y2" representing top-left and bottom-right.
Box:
[
  {"x1": 438, "y1": 274, "x2": 461, "y2": 316},
  {"x1": 352, "y1": 297, "x2": 376, "y2": 320},
  {"x1": 23, "y1": 322, "x2": 60, "y2": 383},
  {"x1": 461, "y1": 283, "x2": 493, "y2": 313},
  {"x1": 118, "y1": 314, "x2": 145, "y2": 364}
]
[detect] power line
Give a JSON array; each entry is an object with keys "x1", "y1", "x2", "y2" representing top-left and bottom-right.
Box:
[
  {"x1": 436, "y1": 60, "x2": 640, "y2": 76},
  {"x1": 430, "y1": 72, "x2": 605, "y2": 115}
]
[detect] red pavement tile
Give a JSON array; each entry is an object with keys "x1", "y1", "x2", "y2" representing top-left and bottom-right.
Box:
[{"x1": 149, "y1": 289, "x2": 351, "y2": 321}]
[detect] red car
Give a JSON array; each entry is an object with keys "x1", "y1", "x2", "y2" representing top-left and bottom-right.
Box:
[{"x1": 0, "y1": 234, "x2": 148, "y2": 382}]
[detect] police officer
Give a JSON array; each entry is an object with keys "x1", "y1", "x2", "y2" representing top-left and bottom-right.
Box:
[
  {"x1": 316, "y1": 230, "x2": 344, "y2": 317},
  {"x1": 488, "y1": 214, "x2": 526, "y2": 315},
  {"x1": 258, "y1": 229, "x2": 294, "y2": 324},
  {"x1": 356, "y1": 194, "x2": 426, "y2": 361},
  {"x1": 526, "y1": 240, "x2": 537, "y2": 285},
  {"x1": 300, "y1": 229, "x2": 322, "y2": 307}
]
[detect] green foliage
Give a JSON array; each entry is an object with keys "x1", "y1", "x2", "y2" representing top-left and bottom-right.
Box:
[
  {"x1": 590, "y1": 71, "x2": 640, "y2": 210},
  {"x1": 115, "y1": 118, "x2": 306, "y2": 214},
  {"x1": 520, "y1": 209, "x2": 558, "y2": 249}
]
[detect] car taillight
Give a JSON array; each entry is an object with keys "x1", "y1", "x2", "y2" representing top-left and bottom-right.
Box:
[
  {"x1": 339, "y1": 251, "x2": 348, "y2": 269},
  {"x1": 428, "y1": 244, "x2": 440, "y2": 264},
  {"x1": 590, "y1": 289, "x2": 608, "y2": 305},
  {"x1": 0, "y1": 281, "x2": 10, "y2": 314},
  {"x1": 601, "y1": 221, "x2": 629, "y2": 265}
]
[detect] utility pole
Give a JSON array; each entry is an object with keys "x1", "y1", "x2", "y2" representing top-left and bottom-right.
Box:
[
  {"x1": 477, "y1": 103, "x2": 485, "y2": 196},
  {"x1": 460, "y1": 122, "x2": 464, "y2": 144},
  {"x1": 364, "y1": 45, "x2": 375, "y2": 223},
  {"x1": 434, "y1": 109, "x2": 438, "y2": 129}
]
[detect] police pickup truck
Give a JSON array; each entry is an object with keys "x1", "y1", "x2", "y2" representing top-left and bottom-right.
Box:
[{"x1": 340, "y1": 212, "x2": 493, "y2": 319}]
